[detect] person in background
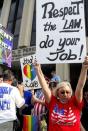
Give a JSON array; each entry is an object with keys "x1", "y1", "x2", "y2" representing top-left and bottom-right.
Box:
[
  {"x1": 0, "y1": 69, "x2": 25, "y2": 131},
  {"x1": 11, "y1": 78, "x2": 18, "y2": 87},
  {"x1": 49, "y1": 80, "x2": 58, "y2": 95},
  {"x1": 51, "y1": 69, "x2": 61, "y2": 83},
  {"x1": 34, "y1": 56, "x2": 88, "y2": 131},
  {"x1": 32, "y1": 76, "x2": 50, "y2": 131},
  {"x1": 81, "y1": 80, "x2": 88, "y2": 131},
  {"x1": 17, "y1": 82, "x2": 45, "y2": 114},
  {"x1": 32, "y1": 88, "x2": 47, "y2": 131},
  {"x1": 17, "y1": 82, "x2": 45, "y2": 131},
  {"x1": 39, "y1": 114, "x2": 47, "y2": 131}
]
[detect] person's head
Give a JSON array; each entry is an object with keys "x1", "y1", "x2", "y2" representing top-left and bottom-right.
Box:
[
  {"x1": 11, "y1": 78, "x2": 18, "y2": 86},
  {"x1": 49, "y1": 81, "x2": 57, "y2": 87},
  {"x1": 51, "y1": 70, "x2": 56, "y2": 77},
  {"x1": 54, "y1": 81, "x2": 72, "y2": 103},
  {"x1": 49, "y1": 81, "x2": 57, "y2": 90},
  {"x1": 3, "y1": 69, "x2": 14, "y2": 85},
  {"x1": 51, "y1": 70, "x2": 61, "y2": 84},
  {"x1": 49, "y1": 81, "x2": 58, "y2": 96}
]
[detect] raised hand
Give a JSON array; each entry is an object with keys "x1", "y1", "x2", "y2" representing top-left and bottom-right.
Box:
[
  {"x1": 33, "y1": 61, "x2": 41, "y2": 72},
  {"x1": 82, "y1": 56, "x2": 88, "y2": 70}
]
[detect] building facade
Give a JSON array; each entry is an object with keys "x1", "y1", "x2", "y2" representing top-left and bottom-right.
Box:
[{"x1": 0, "y1": 0, "x2": 88, "y2": 90}]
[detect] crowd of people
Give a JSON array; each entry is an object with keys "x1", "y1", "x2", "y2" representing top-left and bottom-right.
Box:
[{"x1": 0, "y1": 56, "x2": 88, "y2": 131}]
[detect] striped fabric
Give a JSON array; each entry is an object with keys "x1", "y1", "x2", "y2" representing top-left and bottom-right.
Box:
[
  {"x1": 32, "y1": 90, "x2": 46, "y2": 120},
  {"x1": 51, "y1": 106, "x2": 77, "y2": 125},
  {"x1": 23, "y1": 115, "x2": 38, "y2": 131}
]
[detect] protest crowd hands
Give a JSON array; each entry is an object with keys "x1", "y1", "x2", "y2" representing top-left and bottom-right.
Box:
[
  {"x1": 33, "y1": 62, "x2": 41, "y2": 72},
  {"x1": 82, "y1": 56, "x2": 88, "y2": 70},
  {"x1": 33, "y1": 56, "x2": 88, "y2": 70}
]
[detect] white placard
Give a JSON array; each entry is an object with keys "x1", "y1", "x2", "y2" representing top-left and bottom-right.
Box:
[
  {"x1": 20, "y1": 54, "x2": 41, "y2": 90},
  {"x1": 36, "y1": 0, "x2": 86, "y2": 64}
]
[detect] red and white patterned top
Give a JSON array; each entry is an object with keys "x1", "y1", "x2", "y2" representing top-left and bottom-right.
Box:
[{"x1": 46, "y1": 95, "x2": 83, "y2": 131}]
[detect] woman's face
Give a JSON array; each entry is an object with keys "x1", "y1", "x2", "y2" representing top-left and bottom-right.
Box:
[{"x1": 57, "y1": 84, "x2": 72, "y2": 103}]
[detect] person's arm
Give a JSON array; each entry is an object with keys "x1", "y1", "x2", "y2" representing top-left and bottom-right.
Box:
[
  {"x1": 31, "y1": 95, "x2": 45, "y2": 105},
  {"x1": 34, "y1": 63, "x2": 51, "y2": 103},
  {"x1": 75, "y1": 56, "x2": 88, "y2": 103},
  {"x1": 17, "y1": 84, "x2": 24, "y2": 97}
]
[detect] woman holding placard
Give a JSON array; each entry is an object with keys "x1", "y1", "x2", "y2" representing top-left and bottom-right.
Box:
[{"x1": 34, "y1": 56, "x2": 88, "y2": 131}]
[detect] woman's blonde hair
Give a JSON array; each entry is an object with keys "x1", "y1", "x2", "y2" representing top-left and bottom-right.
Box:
[{"x1": 54, "y1": 81, "x2": 73, "y2": 97}]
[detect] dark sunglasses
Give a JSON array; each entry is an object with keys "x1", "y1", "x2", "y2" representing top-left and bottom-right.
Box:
[{"x1": 60, "y1": 91, "x2": 71, "y2": 94}]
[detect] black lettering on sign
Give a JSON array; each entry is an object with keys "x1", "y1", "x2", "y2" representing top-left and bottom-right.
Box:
[
  {"x1": 71, "y1": 0, "x2": 83, "y2": 15},
  {"x1": 25, "y1": 80, "x2": 38, "y2": 88},
  {"x1": 60, "y1": 19, "x2": 81, "y2": 33},
  {"x1": 42, "y1": 2, "x2": 56, "y2": 19},
  {"x1": 44, "y1": 22, "x2": 56, "y2": 31},
  {"x1": 23, "y1": 56, "x2": 33, "y2": 65},
  {"x1": 63, "y1": 19, "x2": 81, "y2": 30},
  {"x1": 79, "y1": 44, "x2": 84, "y2": 60},
  {"x1": 42, "y1": 0, "x2": 83, "y2": 20},
  {"x1": 58, "y1": 38, "x2": 80, "y2": 50},
  {"x1": 40, "y1": 35, "x2": 54, "y2": 48},
  {"x1": 47, "y1": 49, "x2": 77, "y2": 61}
]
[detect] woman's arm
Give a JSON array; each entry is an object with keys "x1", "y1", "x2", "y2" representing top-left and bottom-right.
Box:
[
  {"x1": 34, "y1": 63, "x2": 51, "y2": 103},
  {"x1": 75, "y1": 56, "x2": 88, "y2": 103}
]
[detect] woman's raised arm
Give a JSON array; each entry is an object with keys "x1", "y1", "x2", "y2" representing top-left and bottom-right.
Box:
[
  {"x1": 75, "y1": 56, "x2": 88, "y2": 103},
  {"x1": 34, "y1": 63, "x2": 51, "y2": 103}
]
